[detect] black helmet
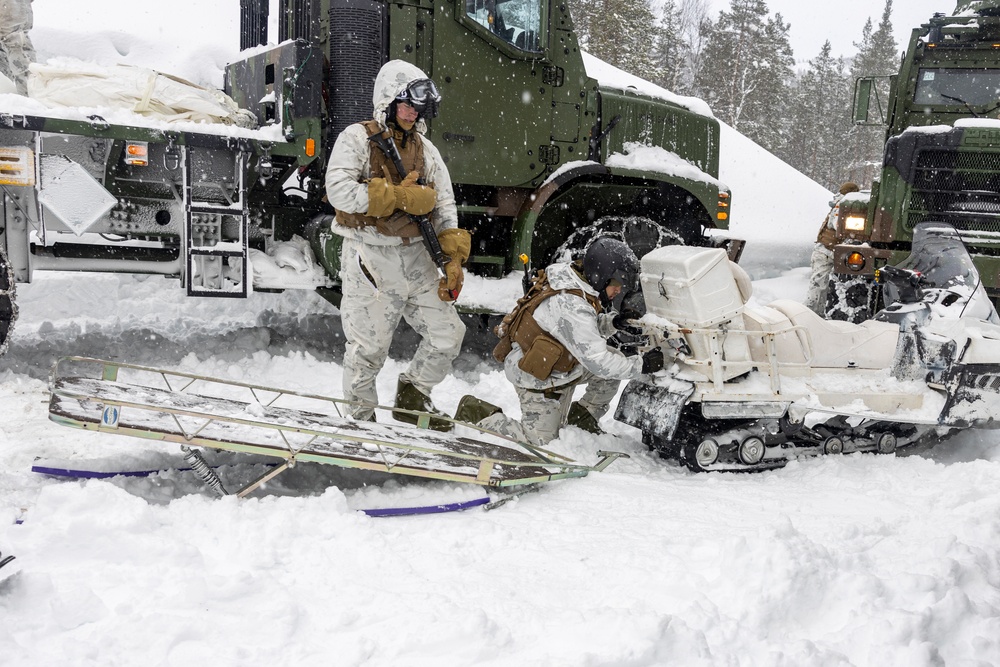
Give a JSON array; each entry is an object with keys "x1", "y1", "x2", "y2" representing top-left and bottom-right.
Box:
[
  {"x1": 582, "y1": 237, "x2": 640, "y2": 293},
  {"x1": 395, "y1": 78, "x2": 442, "y2": 119}
]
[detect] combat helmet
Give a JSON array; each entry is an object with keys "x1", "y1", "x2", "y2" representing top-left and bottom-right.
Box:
[{"x1": 582, "y1": 237, "x2": 640, "y2": 293}]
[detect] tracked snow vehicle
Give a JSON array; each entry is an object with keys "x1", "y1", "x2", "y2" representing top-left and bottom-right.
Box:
[
  {"x1": 616, "y1": 222, "x2": 1000, "y2": 472},
  {"x1": 0, "y1": 0, "x2": 734, "y2": 354}
]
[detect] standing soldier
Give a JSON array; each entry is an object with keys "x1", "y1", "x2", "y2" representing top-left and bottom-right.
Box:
[
  {"x1": 0, "y1": 0, "x2": 33, "y2": 95},
  {"x1": 805, "y1": 182, "x2": 860, "y2": 315},
  {"x1": 455, "y1": 238, "x2": 664, "y2": 446},
  {"x1": 325, "y1": 60, "x2": 470, "y2": 429}
]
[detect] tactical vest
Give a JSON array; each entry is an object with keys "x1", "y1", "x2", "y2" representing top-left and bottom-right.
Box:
[
  {"x1": 493, "y1": 269, "x2": 602, "y2": 381},
  {"x1": 335, "y1": 120, "x2": 431, "y2": 238}
]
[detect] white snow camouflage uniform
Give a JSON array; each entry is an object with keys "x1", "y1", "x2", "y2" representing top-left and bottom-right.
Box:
[
  {"x1": 480, "y1": 262, "x2": 646, "y2": 445},
  {"x1": 804, "y1": 193, "x2": 845, "y2": 315},
  {"x1": 325, "y1": 60, "x2": 463, "y2": 420},
  {"x1": 0, "y1": 0, "x2": 33, "y2": 95}
]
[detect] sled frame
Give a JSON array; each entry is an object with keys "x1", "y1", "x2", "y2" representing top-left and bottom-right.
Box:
[{"x1": 48, "y1": 357, "x2": 626, "y2": 492}]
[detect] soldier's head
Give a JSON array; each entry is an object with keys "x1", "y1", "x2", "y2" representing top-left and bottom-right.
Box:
[
  {"x1": 393, "y1": 78, "x2": 441, "y2": 122},
  {"x1": 582, "y1": 237, "x2": 640, "y2": 301},
  {"x1": 373, "y1": 61, "x2": 442, "y2": 131}
]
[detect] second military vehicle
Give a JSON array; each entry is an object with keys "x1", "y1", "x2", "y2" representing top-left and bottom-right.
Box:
[{"x1": 830, "y1": 0, "x2": 1000, "y2": 321}]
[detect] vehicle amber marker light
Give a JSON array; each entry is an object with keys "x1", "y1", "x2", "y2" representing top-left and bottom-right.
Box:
[
  {"x1": 124, "y1": 142, "x2": 149, "y2": 167},
  {"x1": 847, "y1": 252, "x2": 866, "y2": 271}
]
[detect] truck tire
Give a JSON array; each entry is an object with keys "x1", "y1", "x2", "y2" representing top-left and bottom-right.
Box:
[
  {"x1": 552, "y1": 215, "x2": 685, "y2": 263},
  {"x1": 824, "y1": 273, "x2": 878, "y2": 323},
  {"x1": 0, "y1": 249, "x2": 16, "y2": 356}
]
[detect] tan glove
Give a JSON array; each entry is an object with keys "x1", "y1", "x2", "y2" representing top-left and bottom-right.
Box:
[
  {"x1": 394, "y1": 170, "x2": 437, "y2": 216},
  {"x1": 367, "y1": 171, "x2": 437, "y2": 217},
  {"x1": 437, "y1": 228, "x2": 472, "y2": 301}
]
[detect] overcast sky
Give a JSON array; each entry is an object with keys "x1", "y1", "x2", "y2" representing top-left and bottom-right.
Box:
[{"x1": 707, "y1": 0, "x2": 952, "y2": 64}]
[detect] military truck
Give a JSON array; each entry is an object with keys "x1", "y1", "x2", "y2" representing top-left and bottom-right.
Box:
[
  {"x1": 830, "y1": 0, "x2": 1000, "y2": 321},
  {"x1": 0, "y1": 0, "x2": 734, "y2": 347}
]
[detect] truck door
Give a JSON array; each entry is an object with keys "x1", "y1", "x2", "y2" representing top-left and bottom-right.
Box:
[{"x1": 430, "y1": 0, "x2": 556, "y2": 188}]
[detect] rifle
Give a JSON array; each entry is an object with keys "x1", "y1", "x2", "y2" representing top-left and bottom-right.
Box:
[{"x1": 368, "y1": 130, "x2": 457, "y2": 300}]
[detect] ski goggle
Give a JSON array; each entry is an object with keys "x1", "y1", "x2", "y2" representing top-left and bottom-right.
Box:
[{"x1": 396, "y1": 78, "x2": 442, "y2": 118}]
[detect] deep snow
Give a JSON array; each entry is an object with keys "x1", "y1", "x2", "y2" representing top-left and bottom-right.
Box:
[{"x1": 0, "y1": 3, "x2": 998, "y2": 667}]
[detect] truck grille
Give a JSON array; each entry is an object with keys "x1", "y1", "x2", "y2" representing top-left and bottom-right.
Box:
[{"x1": 908, "y1": 149, "x2": 1000, "y2": 236}]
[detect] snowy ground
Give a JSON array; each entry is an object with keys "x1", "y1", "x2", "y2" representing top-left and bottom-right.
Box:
[
  {"x1": 0, "y1": 3, "x2": 997, "y2": 665},
  {"x1": 1, "y1": 265, "x2": 999, "y2": 667}
]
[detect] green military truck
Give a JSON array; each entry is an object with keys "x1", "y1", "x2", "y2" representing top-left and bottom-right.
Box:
[
  {"x1": 830, "y1": 0, "x2": 1000, "y2": 321},
  {"x1": 0, "y1": 0, "x2": 734, "y2": 346}
]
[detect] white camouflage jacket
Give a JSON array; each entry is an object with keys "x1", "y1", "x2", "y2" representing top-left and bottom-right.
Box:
[
  {"x1": 324, "y1": 60, "x2": 458, "y2": 246},
  {"x1": 504, "y1": 262, "x2": 645, "y2": 390}
]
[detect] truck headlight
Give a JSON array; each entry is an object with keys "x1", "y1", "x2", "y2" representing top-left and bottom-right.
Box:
[{"x1": 845, "y1": 215, "x2": 866, "y2": 232}]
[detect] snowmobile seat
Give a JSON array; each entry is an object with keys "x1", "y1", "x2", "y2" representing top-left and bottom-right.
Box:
[
  {"x1": 742, "y1": 305, "x2": 810, "y2": 365},
  {"x1": 766, "y1": 299, "x2": 899, "y2": 369}
]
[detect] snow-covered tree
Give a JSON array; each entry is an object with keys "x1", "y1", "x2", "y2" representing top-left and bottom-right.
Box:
[
  {"x1": 692, "y1": 0, "x2": 794, "y2": 151},
  {"x1": 783, "y1": 41, "x2": 854, "y2": 190},
  {"x1": 569, "y1": 0, "x2": 662, "y2": 78},
  {"x1": 845, "y1": 0, "x2": 900, "y2": 186}
]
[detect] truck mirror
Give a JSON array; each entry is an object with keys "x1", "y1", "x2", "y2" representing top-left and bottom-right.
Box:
[
  {"x1": 853, "y1": 77, "x2": 887, "y2": 126},
  {"x1": 854, "y1": 78, "x2": 873, "y2": 124}
]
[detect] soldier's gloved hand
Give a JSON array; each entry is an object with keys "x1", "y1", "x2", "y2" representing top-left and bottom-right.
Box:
[
  {"x1": 394, "y1": 170, "x2": 437, "y2": 215},
  {"x1": 366, "y1": 171, "x2": 437, "y2": 217},
  {"x1": 641, "y1": 348, "x2": 665, "y2": 374},
  {"x1": 437, "y1": 228, "x2": 472, "y2": 301},
  {"x1": 613, "y1": 289, "x2": 647, "y2": 334}
]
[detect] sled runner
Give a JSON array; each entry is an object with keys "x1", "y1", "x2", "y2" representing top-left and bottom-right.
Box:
[{"x1": 48, "y1": 357, "x2": 625, "y2": 497}]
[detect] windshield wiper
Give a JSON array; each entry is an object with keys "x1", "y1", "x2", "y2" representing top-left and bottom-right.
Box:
[{"x1": 939, "y1": 93, "x2": 980, "y2": 117}]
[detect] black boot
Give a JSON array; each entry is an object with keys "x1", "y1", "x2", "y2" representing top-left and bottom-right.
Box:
[
  {"x1": 392, "y1": 377, "x2": 452, "y2": 432},
  {"x1": 567, "y1": 401, "x2": 604, "y2": 435},
  {"x1": 454, "y1": 395, "x2": 502, "y2": 425}
]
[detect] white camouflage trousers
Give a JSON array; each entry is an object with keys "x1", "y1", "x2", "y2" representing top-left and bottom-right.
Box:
[
  {"x1": 480, "y1": 372, "x2": 621, "y2": 446},
  {"x1": 339, "y1": 237, "x2": 465, "y2": 419},
  {"x1": 0, "y1": 0, "x2": 33, "y2": 94},
  {"x1": 805, "y1": 244, "x2": 834, "y2": 316}
]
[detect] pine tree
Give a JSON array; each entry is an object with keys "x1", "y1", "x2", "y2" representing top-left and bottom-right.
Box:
[
  {"x1": 845, "y1": 0, "x2": 900, "y2": 185},
  {"x1": 569, "y1": 0, "x2": 662, "y2": 79},
  {"x1": 783, "y1": 41, "x2": 853, "y2": 189},
  {"x1": 691, "y1": 0, "x2": 794, "y2": 152},
  {"x1": 650, "y1": 0, "x2": 683, "y2": 91}
]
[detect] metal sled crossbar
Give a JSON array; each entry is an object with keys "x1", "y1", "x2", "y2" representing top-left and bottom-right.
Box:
[{"x1": 48, "y1": 357, "x2": 623, "y2": 493}]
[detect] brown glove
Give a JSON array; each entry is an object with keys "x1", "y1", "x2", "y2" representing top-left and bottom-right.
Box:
[
  {"x1": 367, "y1": 171, "x2": 437, "y2": 217},
  {"x1": 394, "y1": 170, "x2": 437, "y2": 216},
  {"x1": 437, "y1": 228, "x2": 471, "y2": 301},
  {"x1": 817, "y1": 226, "x2": 837, "y2": 250}
]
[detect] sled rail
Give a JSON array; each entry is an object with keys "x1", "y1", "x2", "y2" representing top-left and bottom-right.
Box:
[{"x1": 48, "y1": 357, "x2": 625, "y2": 491}]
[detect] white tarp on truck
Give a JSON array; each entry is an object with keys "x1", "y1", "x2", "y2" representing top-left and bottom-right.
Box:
[{"x1": 26, "y1": 59, "x2": 256, "y2": 128}]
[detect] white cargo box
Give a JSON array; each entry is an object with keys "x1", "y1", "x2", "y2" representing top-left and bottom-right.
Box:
[
  {"x1": 640, "y1": 246, "x2": 745, "y2": 327},
  {"x1": 640, "y1": 246, "x2": 752, "y2": 382}
]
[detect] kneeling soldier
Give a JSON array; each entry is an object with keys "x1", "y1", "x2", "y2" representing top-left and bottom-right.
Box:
[{"x1": 456, "y1": 238, "x2": 663, "y2": 445}]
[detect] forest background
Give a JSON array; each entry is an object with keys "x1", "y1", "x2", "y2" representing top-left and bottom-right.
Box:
[{"x1": 571, "y1": 0, "x2": 909, "y2": 191}]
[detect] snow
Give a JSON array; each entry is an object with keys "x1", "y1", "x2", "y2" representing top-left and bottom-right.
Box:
[{"x1": 0, "y1": 3, "x2": 999, "y2": 666}]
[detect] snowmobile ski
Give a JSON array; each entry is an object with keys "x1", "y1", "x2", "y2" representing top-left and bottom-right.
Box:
[{"x1": 48, "y1": 357, "x2": 626, "y2": 497}]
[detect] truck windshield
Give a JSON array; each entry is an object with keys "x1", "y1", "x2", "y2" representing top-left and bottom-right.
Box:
[
  {"x1": 465, "y1": 0, "x2": 543, "y2": 52},
  {"x1": 914, "y1": 68, "x2": 1000, "y2": 107}
]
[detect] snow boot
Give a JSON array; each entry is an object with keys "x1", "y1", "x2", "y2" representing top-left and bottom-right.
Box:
[
  {"x1": 454, "y1": 395, "x2": 502, "y2": 425},
  {"x1": 567, "y1": 401, "x2": 604, "y2": 435},
  {"x1": 392, "y1": 377, "x2": 452, "y2": 432}
]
